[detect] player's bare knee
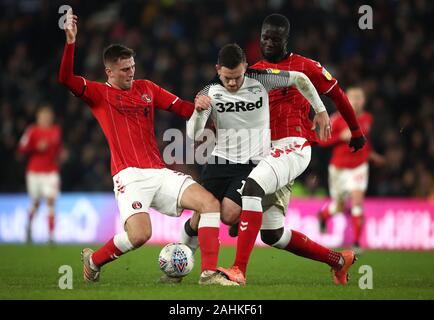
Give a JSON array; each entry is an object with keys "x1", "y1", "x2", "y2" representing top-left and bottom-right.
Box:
[
  {"x1": 242, "y1": 178, "x2": 265, "y2": 198},
  {"x1": 198, "y1": 193, "x2": 220, "y2": 213},
  {"x1": 32, "y1": 200, "x2": 40, "y2": 210},
  {"x1": 260, "y1": 228, "x2": 284, "y2": 246},
  {"x1": 47, "y1": 198, "x2": 55, "y2": 208},
  {"x1": 221, "y1": 212, "x2": 239, "y2": 226}
]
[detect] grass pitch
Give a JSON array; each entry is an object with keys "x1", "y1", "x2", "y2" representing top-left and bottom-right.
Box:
[{"x1": 1, "y1": 244, "x2": 433, "y2": 300}]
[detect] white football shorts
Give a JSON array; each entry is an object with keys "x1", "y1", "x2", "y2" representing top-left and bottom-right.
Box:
[
  {"x1": 248, "y1": 137, "x2": 311, "y2": 195},
  {"x1": 113, "y1": 167, "x2": 195, "y2": 226},
  {"x1": 328, "y1": 162, "x2": 369, "y2": 201},
  {"x1": 26, "y1": 172, "x2": 60, "y2": 201}
]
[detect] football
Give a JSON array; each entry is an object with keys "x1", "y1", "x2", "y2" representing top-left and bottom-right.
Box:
[{"x1": 158, "y1": 243, "x2": 194, "y2": 277}]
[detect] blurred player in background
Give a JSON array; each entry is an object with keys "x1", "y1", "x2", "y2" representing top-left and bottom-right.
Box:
[
  {"x1": 216, "y1": 14, "x2": 366, "y2": 285},
  {"x1": 318, "y1": 86, "x2": 385, "y2": 251},
  {"x1": 18, "y1": 105, "x2": 62, "y2": 244},
  {"x1": 59, "y1": 12, "x2": 237, "y2": 286}
]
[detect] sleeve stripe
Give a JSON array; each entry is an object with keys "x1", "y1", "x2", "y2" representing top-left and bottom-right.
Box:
[
  {"x1": 166, "y1": 97, "x2": 180, "y2": 110},
  {"x1": 322, "y1": 80, "x2": 338, "y2": 94}
]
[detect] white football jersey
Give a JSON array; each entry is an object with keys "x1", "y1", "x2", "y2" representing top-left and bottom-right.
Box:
[{"x1": 188, "y1": 69, "x2": 325, "y2": 163}]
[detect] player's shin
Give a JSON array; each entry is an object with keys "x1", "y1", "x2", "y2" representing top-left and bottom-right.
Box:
[
  {"x1": 234, "y1": 196, "x2": 263, "y2": 275},
  {"x1": 90, "y1": 232, "x2": 134, "y2": 269},
  {"x1": 351, "y1": 206, "x2": 363, "y2": 246},
  {"x1": 284, "y1": 230, "x2": 343, "y2": 268},
  {"x1": 197, "y1": 212, "x2": 220, "y2": 272}
]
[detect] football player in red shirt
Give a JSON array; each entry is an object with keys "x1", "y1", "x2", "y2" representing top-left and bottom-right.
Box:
[
  {"x1": 58, "y1": 12, "x2": 237, "y2": 286},
  {"x1": 18, "y1": 105, "x2": 62, "y2": 244},
  {"x1": 218, "y1": 14, "x2": 366, "y2": 285},
  {"x1": 318, "y1": 87, "x2": 385, "y2": 251}
]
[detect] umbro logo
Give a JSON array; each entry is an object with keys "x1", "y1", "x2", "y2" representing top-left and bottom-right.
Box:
[{"x1": 240, "y1": 221, "x2": 248, "y2": 231}]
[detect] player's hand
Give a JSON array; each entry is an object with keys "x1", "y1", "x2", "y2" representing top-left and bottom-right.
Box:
[
  {"x1": 194, "y1": 95, "x2": 211, "y2": 111},
  {"x1": 349, "y1": 127, "x2": 367, "y2": 152},
  {"x1": 311, "y1": 111, "x2": 332, "y2": 141},
  {"x1": 37, "y1": 140, "x2": 48, "y2": 152},
  {"x1": 64, "y1": 9, "x2": 77, "y2": 44}
]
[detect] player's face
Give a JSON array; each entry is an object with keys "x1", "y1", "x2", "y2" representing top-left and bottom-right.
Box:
[
  {"x1": 347, "y1": 88, "x2": 366, "y2": 115},
  {"x1": 216, "y1": 63, "x2": 247, "y2": 92},
  {"x1": 106, "y1": 57, "x2": 135, "y2": 89},
  {"x1": 260, "y1": 25, "x2": 288, "y2": 63},
  {"x1": 37, "y1": 108, "x2": 54, "y2": 128}
]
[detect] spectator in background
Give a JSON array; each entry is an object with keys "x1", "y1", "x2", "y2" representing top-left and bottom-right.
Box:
[{"x1": 17, "y1": 105, "x2": 62, "y2": 243}]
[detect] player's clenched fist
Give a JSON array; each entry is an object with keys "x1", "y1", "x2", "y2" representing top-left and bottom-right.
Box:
[
  {"x1": 64, "y1": 9, "x2": 78, "y2": 44},
  {"x1": 194, "y1": 95, "x2": 211, "y2": 111}
]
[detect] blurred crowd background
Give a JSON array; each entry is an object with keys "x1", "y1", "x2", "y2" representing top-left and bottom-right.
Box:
[{"x1": 1, "y1": 0, "x2": 433, "y2": 199}]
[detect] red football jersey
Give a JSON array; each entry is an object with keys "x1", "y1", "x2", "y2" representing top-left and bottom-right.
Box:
[
  {"x1": 78, "y1": 79, "x2": 180, "y2": 175},
  {"x1": 327, "y1": 111, "x2": 372, "y2": 168},
  {"x1": 18, "y1": 124, "x2": 62, "y2": 173},
  {"x1": 251, "y1": 53, "x2": 337, "y2": 142},
  {"x1": 59, "y1": 43, "x2": 194, "y2": 176}
]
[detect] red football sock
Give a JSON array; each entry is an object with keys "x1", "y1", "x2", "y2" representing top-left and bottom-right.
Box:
[
  {"x1": 320, "y1": 203, "x2": 331, "y2": 221},
  {"x1": 234, "y1": 199, "x2": 263, "y2": 275},
  {"x1": 351, "y1": 216, "x2": 363, "y2": 245},
  {"x1": 285, "y1": 230, "x2": 341, "y2": 268},
  {"x1": 48, "y1": 215, "x2": 55, "y2": 235},
  {"x1": 198, "y1": 226, "x2": 220, "y2": 272},
  {"x1": 91, "y1": 237, "x2": 124, "y2": 268}
]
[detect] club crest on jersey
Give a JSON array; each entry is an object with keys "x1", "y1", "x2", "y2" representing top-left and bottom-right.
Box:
[
  {"x1": 141, "y1": 94, "x2": 152, "y2": 103},
  {"x1": 132, "y1": 201, "x2": 142, "y2": 210},
  {"x1": 247, "y1": 86, "x2": 262, "y2": 94}
]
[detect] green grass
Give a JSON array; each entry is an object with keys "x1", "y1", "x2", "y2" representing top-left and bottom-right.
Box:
[{"x1": 0, "y1": 244, "x2": 433, "y2": 300}]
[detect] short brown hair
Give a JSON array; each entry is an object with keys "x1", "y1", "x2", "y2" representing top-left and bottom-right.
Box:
[
  {"x1": 217, "y1": 43, "x2": 246, "y2": 69},
  {"x1": 103, "y1": 44, "x2": 135, "y2": 65}
]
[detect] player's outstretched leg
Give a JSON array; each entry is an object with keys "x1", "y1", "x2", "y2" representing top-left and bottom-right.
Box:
[
  {"x1": 81, "y1": 213, "x2": 148, "y2": 283},
  {"x1": 260, "y1": 227, "x2": 357, "y2": 285},
  {"x1": 179, "y1": 183, "x2": 239, "y2": 286}
]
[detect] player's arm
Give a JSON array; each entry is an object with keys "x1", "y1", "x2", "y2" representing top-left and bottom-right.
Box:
[
  {"x1": 58, "y1": 12, "x2": 101, "y2": 104},
  {"x1": 302, "y1": 59, "x2": 366, "y2": 151},
  {"x1": 146, "y1": 80, "x2": 194, "y2": 119},
  {"x1": 317, "y1": 116, "x2": 344, "y2": 147},
  {"x1": 186, "y1": 94, "x2": 212, "y2": 140},
  {"x1": 250, "y1": 69, "x2": 331, "y2": 140},
  {"x1": 17, "y1": 127, "x2": 35, "y2": 154},
  {"x1": 325, "y1": 85, "x2": 366, "y2": 152}
]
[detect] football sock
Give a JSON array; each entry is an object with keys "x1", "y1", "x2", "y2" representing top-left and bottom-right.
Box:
[
  {"x1": 48, "y1": 214, "x2": 55, "y2": 238},
  {"x1": 351, "y1": 215, "x2": 363, "y2": 246},
  {"x1": 198, "y1": 212, "x2": 220, "y2": 272},
  {"x1": 91, "y1": 232, "x2": 134, "y2": 269},
  {"x1": 181, "y1": 218, "x2": 199, "y2": 253},
  {"x1": 285, "y1": 230, "x2": 343, "y2": 268},
  {"x1": 234, "y1": 196, "x2": 263, "y2": 275}
]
